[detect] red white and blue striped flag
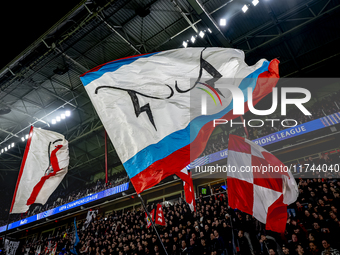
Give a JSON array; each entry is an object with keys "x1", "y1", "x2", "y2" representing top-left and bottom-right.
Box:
[{"x1": 80, "y1": 48, "x2": 279, "y2": 194}]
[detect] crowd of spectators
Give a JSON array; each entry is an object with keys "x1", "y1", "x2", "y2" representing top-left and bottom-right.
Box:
[
  {"x1": 16, "y1": 169, "x2": 340, "y2": 255},
  {"x1": 3, "y1": 172, "x2": 129, "y2": 225}
]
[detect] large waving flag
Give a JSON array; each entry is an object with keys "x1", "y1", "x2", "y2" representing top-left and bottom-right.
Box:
[
  {"x1": 10, "y1": 126, "x2": 69, "y2": 214},
  {"x1": 80, "y1": 48, "x2": 279, "y2": 194},
  {"x1": 227, "y1": 134, "x2": 298, "y2": 233}
]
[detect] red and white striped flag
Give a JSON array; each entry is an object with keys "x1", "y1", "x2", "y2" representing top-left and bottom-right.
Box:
[
  {"x1": 227, "y1": 134, "x2": 298, "y2": 233},
  {"x1": 176, "y1": 168, "x2": 196, "y2": 212},
  {"x1": 10, "y1": 126, "x2": 69, "y2": 214},
  {"x1": 145, "y1": 209, "x2": 155, "y2": 228},
  {"x1": 155, "y1": 204, "x2": 165, "y2": 226}
]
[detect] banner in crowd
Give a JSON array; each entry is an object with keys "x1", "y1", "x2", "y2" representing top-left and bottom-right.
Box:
[
  {"x1": 145, "y1": 209, "x2": 155, "y2": 228},
  {"x1": 10, "y1": 126, "x2": 69, "y2": 214},
  {"x1": 83, "y1": 209, "x2": 98, "y2": 229},
  {"x1": 155, "y1": 204, "x2": 165, "y2": 226},
  {"x1": 80, "y1": 47, "x2": 279, "y2": 194},
  {"x1": 5, "y1": 239, "x2": 20, "y2": 255},
  {"x1": 0, "y1": 182, "x2": 129, "y2": 233},
  {"x1": 70, "y1": 218, "x2": 79, "y2": 255}
]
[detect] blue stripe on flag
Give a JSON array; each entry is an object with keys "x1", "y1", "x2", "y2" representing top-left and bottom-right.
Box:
[
  {"x1": 80, "y1": 52, "x2": 159, "y2": 86},
  {"x1": 124, "y1": 60, "x2": 270, "y2": 178}
]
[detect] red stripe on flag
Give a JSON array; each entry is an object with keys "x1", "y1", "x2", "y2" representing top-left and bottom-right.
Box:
[
  {"x1": 131, "y1": 59, "x2": 280, "y2": 194},
  {"x1": 252, "y1": 155, "x2": 283, "y2": 193},
  {"x1": 266, "y1": 194, "x2": 287, "y2": 233},
  {"x1": 227, "y1": 177, "x2": 254, "y2": 215},
  {"x1": 10, "y1": 126, "x2": 34, "y2": 213},
  {"x1": 26, "y1": 145, "x2": 63, "y2": 205}
]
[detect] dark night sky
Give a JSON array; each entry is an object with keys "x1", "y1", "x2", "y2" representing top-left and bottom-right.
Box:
[{"x1": 0, "y1": 0, "x2": 82, "y2": 70}]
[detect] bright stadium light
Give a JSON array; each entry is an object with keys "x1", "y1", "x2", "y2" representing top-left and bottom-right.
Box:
[
  {"x1": 242, "y1": 4, "x2": 249, "y2": 13},
  {"x1": 191, "y1": 36, "x2": 196, "y2": 43},
  {"x1": 1, "y1": 149, "x2": 3, "y2": 153},
  {"x1": 183, "y1": 41, "x2": 188, "y2": 48},
  {"x1": 56, "y1": 116, "x2": 61, "y2": 122},
  {"x1": 5, "y1": 148, "x2": 7, "y2": 152},
  {"x1": 21, "y1": 137, "x2": 25, "y2": 142},
  {"x1": 52, "y1": 119, "x2": 56, "y2": 124},
  {"x1": 65, "y1": 110, "x2": 71, "y2": 117},
  {"x1": 199, "y1": 31, "x2": 205, "y2": 38},
  {"x1": 252, "y1": 0, "x2": 259, "y2": 6},
  {"x1": 207, "y1": 28, "x2": 212, "y2": 33},
  {"x1": 11, "y1": 143, "x2": 15, "y2": 148},
  {"x1": 7, "y1": 145, "x2": 10, "y2": 150},
  {"x1": 219, "y1": 18, "x2": 226, "y2": 26},
  {"x1": 25, "y1": 134, "x2": 29, "y2": 139},
  {"x1": 61, "y1": 114, "x2": 66, "y2": 119}
]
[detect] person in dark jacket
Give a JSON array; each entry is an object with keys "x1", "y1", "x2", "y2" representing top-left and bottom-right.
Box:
[{"x1": 237, "y1": 230, "x2": 251, "y2": 255}]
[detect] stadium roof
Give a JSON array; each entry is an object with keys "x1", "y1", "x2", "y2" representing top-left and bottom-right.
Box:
[{"x1": 0, "y1": 0, "x2": 339, "y2": 192}]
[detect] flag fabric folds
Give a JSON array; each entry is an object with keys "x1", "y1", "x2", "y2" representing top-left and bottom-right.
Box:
[
  {"x1": 227, "y1": 134, "x2": 298, "y2": 233},
  {"x1": 155, "y1": 204, "x2": 165, "y2": 226},
  {"x1": 80, "y1": 48, "x2": 279, "y2": 194},
  {"x1": 70, "y1": 218, "x2": 80, "y2": 255},
  {"x1": 10, "y1": 126, "x2": 69, "y2": 214}
]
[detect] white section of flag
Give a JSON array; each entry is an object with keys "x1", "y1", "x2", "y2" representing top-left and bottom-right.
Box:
[
  {"x1": 84, "y1": 48, "x2": 266, "y2": 164},
  {"x1": 10, "y1": 127, "x2": 69, "y2": 214}
]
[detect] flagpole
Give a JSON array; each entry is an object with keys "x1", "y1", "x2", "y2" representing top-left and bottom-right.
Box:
[
  {"x1": 138, "y1": 194, "x2": 169, "y2": 255},
  {"x1": 104, "y1": 130, "x2": 108, "y2": 185}
]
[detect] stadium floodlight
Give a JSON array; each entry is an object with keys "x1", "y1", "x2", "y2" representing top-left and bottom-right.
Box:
[
  {"x1": 252, "y1": 0, "x2": 259, "y2": 6},
  {"x1": 8, "y1": 145, "x2": 10, "y2": 150},
  {"x1": 242, "y1": 4, "x2": 249, "y2": 13},
  {"x1": 56, "y1": 116, "x2": 61, "y2": 122},
  {"x1": 25, "y1": 134, "x2": 29, "y2": 139},
  {"x1": 191, "y1": 36, "x2": 196, "y2": 43},
  {"x1": 52, "y1": 119, "x2": 56, "y2": 125},
  {"x1": 1, "y1": 149, "x2": 3, "y2": 153},
  {"x1": 183, "y1": 41, "x2": 188, "y2": 48},
  {"x1": 11, "y1": 143, "x2": 14, "y2": 148},
  {"x1": 219, "y1": 18, "x2": 227, "y2": 26},
  {"x1": 199, "y1": 31, "x2": 205, "y2": 38},
  {"x1": 61, "y1": 114, "x2": 66, "y2": 119},
  {"x1": 5, "y1": 148, "x2": 7, "y2": 152},
  {"x1": 21, "y1": 137, "x2": 25, "y2": 142},
  {"x1": 207, "y1": 28, "x2": 212, "y2": 33},
  {"x1": 65, "y1": 110, "x2": 71, "y2": 117}
]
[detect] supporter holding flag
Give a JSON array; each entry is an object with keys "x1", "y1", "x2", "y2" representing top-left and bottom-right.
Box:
[
  {"x1": 227, "y1": 134, "x2": 298, "y2": 233},
  {"x1": 10, "y1": 126, "x2": 69, "y2": 214}
]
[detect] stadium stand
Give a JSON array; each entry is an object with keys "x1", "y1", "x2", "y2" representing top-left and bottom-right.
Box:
[{"x1": 15, "y1": 173, "x2": 340, "y2": 255}]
